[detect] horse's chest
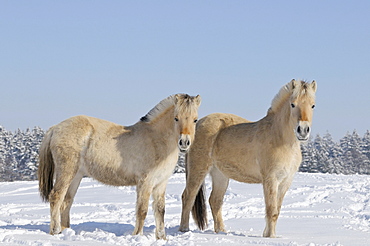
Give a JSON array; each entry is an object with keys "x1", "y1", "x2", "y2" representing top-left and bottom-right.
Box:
[{"x1": 142, "y1": 150, "x2": 178, "y2": 186}]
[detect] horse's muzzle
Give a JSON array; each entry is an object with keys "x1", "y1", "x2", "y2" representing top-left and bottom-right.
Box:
[
  {"x1": 178, "y1": 134, "x2": 191, "y2": 153},
  {"x1": 295, "y1": 121, "x2": 311, "y2": 141}
]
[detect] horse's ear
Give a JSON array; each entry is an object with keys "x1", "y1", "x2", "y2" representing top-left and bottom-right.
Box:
[
  {"x1": 290, "y1": 79, "x2": 298, "y2": 90},
  {"x1": 194, "y1": 95, "x2": 202, "y2": 107},
  {"x1": 311, "y1": 80, "x2": 317, "y2": 92},
  {"x1": 174, "y1": 94, "x2": 181, "y2": 104}
]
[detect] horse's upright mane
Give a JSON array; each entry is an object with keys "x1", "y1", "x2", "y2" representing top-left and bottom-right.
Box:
[
  {"x1": 140, "y1": 95, "x2": 175, "y2": 122},
  {"x1": 269, "y1": 83, "x2": 291, "y2": 113}
]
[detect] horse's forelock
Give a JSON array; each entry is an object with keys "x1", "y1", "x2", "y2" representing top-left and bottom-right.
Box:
[
  {"x1": 291, "y1": 80, "x2": 316, "y2": 100},
  {"x1": 175, "y1": 94, "x2": 200, "y2": 116}
]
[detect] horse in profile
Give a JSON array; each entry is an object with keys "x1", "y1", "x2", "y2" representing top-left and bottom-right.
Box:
[
  {"x1": 179, "y1": 80, "x2": 317, "y2": 237},
  {"x1": 38, "y1": 94, "x2": 201, "y2": 239}
]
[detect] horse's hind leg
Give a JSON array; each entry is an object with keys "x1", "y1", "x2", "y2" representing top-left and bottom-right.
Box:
[
  {"x1": 49, "y1": 155, "x2": 79, "y2": 235},
  {"x1": 152, "y1": 181, "x2": 167, "y2": 239},
  {"x1": 179, "y1": 167, "x2": 208, "y2": 232},
  {"x1": 60, "y1": 170, "x2": 84, "y2": 230},
  {"x1": 49, "y1": 174, "x2": 77, "y2": 234},
  {"x1": 209, "y1": 167, "x2": 229, "y2": 233}
]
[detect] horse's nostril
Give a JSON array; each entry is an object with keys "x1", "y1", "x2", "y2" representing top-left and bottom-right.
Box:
[
  {"x1": 186, "y1": 140, "x2": 190, "y2": 146},
  {"x1": 297, "y1": 126, "x2": 301, "y2": 134},
  {"x1": 307, "y1": 127, "x2": 310, "y2": 133},
  {"x1": 179, "y1": 139, "x2": 183, "y2": 146}
]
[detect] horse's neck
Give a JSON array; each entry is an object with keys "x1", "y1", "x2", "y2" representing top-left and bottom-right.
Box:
[
  {"x1": 266, "y1": 105, "x2": 298, "y2": 146},
  {"x1": 147, "y1": 106, "x2": 177, "y2": 139}
]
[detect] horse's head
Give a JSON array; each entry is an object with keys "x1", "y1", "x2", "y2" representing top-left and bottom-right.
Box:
[
  {"x1": 174, "y1": 94, "x2": 201, "y2": 153},
  {"x1": 289, "y1": 80, "x2": 317, "y2": 142}
]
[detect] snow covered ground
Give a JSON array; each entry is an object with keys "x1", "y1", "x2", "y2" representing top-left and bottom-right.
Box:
[{"x1": 0, "y1": 172, "x2": 369, "y2": 245}]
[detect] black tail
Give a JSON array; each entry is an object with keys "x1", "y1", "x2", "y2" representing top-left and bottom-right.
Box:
[
  {"x1": 184, "y1": 153, "x2": 208, "y2": 231},
  {"x1": 191, "y1": 181, "x2": 208, "y2": 230},
  {"x1": 38, "y1": 128, "x2": 55, "y2": 202}
]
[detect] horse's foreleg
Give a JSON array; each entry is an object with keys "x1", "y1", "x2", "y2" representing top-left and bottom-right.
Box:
[
  {"x1": 152, "y1": 182, "x2": 167, "y2": 240},
  {"x1": 262, "y1": 177, "x2": 279, "y2": 238},
  {"x1": 277, "y1": 176, "x2": 294, "y2": 216},
  {"x1": 209, "y1": 167, "x2": 229, "y2": 233},
  {"x1": 133, "y1": 182, "x2": 152, "y2": 236}
]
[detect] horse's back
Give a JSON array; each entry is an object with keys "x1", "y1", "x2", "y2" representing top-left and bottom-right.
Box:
[
  {"x1": 48, "y1": 115, "x2": 125, "y2": 167},
  {"x1": 49, "y1": 116, "x2": 118, "y2": 149}
]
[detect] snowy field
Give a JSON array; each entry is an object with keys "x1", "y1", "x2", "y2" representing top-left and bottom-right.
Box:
[{"x1": 0, "y1": 173, "x2": 369, "y2": 246}]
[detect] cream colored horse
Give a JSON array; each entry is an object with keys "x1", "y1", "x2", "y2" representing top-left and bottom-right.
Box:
[
  {"x1": 179, "y1": 80, "x2": 317, "y2": 237},
  {"x1": 38, "y1": 94, "x2": 201, "y2": 239}
]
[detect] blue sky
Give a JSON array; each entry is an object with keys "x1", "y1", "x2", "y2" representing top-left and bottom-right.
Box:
[{"x1": 1, "y1": 1, "x2": 369, "y2": 140}]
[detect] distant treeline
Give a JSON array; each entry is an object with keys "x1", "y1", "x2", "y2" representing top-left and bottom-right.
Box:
[
  {"x1": 300, "y1": 130, "x2": 370, "y2": 175},
  {"x1": 0, "y1": 125, "x2": 369, "y2": 181}
]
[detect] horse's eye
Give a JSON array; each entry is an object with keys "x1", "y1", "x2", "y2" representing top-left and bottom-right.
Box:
[
  {"x1": 312, "y1": 105, "x2": 315, "y2": 109},
  {"x1": 194, "y1": 119, "x2": 198, "y2": 123},
  {"x1": 174, "y1": 117, "x2": 179, "y2": 122},
  {"x1": 291, "y1": 103, "x2": 296, "y2": 108}
]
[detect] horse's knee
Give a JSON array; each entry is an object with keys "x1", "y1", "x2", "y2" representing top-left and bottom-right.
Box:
[
  {"x1": 266, "y1": 205, "x2": 279, "y2": 220},
  {"x1": 136, "y1": 207, "x2": 148, "y2": 221},
  {"x1": 49, "y1": 189, "x2": 61, "y2": 203},
  {"x1": 153, "y1": 201, "x2": 165, "y2": 217}
]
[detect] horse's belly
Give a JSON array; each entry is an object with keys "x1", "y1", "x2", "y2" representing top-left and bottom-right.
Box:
[
  {"x1": 215, "y1": 160, "x2": 262, "y2": 184},
  {"x1": 83, "y1": 160, "x2": 138, "y2": 186},
  {"x1": 94, "y1": 170, "x2": 137, "y2": 186}
]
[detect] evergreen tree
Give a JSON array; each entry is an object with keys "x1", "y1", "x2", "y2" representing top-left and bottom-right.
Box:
[
  {"x1": 359, "y1": 130, "x2": 370, "y2": 174},
  {"x1": 0, "y1": 126, "x2": 45, "y2": 181},
  {"x1": 321, "y1": 132, "x2": 344, "y2": 174},
  {"x1": 300, "y1": 141, "x2": 311, "y2": 172}
]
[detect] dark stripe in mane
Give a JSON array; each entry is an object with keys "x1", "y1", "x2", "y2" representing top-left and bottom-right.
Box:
[
  {"x1": 140, "y1": 115, "x2": 149, "y2": 122},
  {"x1": 139, "y1": 95, "x2": 175, "y2": 123}
]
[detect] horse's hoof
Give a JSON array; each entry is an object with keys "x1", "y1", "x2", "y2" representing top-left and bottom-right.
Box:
[
  {"x1": 215, "y1": 228, "x2": 227, "y2": 234},
  {"x1": 263, "y1": 231, "x2": 276, "y2": 238},
  {"x1": 178, "y1": 227, "x2": 189, "y2": 232},
  {"x1": 156, "y1": 234, "x2": 167, "y2": 240},
  {"x1": 50, "y1": 228, "x2": 62, "y2": 235}
]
